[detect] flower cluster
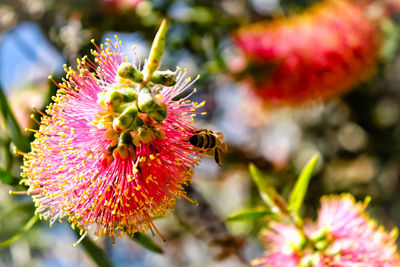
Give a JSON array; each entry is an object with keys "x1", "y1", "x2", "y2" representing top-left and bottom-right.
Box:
[
  {"x1": 20, "y1": 35, "x2": 206, "y2": 243},
  {"x1": 102, "y1": 0, "x2": 143, "y2": 12},
  {"x1": 253, "y1": 194, "x2": 400, "y2": 266},
  {"x1": 234, "y1": 0, "x2": 381, "y2": 105}
]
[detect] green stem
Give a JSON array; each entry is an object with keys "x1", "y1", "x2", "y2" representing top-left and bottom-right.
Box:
[{"x1": 0, "y1": 215, "x2": 38, "y2": 248}]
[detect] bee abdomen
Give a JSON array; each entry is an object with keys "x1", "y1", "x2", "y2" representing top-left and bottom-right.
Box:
[
  {"x1": 208, "y1": 134, "x2": 216, "y2": 149},
  {"x1": 189, "y1": 133, "x2": 217, "y2": 151}
]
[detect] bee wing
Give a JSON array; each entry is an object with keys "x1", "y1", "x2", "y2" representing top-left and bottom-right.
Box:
[
  {"x1": 220, "y1": 142, "x2": 228, "y2": 153},
  {"x1": 214, "y1": 148, "x2": 223, "y2": 167},
  {"x1": 215, "y1": 132, "x2": 228, "y2": 153},
  {"x1": 216, "y1": 132, "x2": 225, "y2": 142}
]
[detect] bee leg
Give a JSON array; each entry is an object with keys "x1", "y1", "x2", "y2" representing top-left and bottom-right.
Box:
[{"x1": 214, "y1": 148, "x2": 223, "y2": 167}]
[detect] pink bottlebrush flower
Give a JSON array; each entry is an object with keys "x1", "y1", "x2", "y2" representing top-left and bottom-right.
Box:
[
  {"x1": 317, "y1": 194, "x2": 371, "y2": 240},
  {"x1": 251, "y1": 222, "x2": 306, "y2": 267},
  {"x1": 233, "y1": 0, "x2": 381, "y2": 106},
  {"x1": 20, "y1": 37, "x2": 205, "y2": 243},
  {"x1": 315, "y1": 194, "x2": 400, "y2": 266},
  {"x1": 253, "y1": 194, "x2": 400, "y2": 266}
]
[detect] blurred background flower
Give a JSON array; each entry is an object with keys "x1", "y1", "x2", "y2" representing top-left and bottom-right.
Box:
[
  {"x1": 252, "y1": 194, "x2": 400, "y2": 266},
  {"x1": 233, "y1": 0, "x2": 382, "y2": 106}
]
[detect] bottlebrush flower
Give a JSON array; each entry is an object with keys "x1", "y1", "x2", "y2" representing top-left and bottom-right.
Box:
[
  {"x1": 251, "y1": 222, "x2": 305, "y2": 267},
  {"x1": 314, "y1": 194, "x2": 400, "y2": 266},
  {"x1": 253, "y1": 194, "x2": 400, "y2": 266},
  {"x1": 233, "y1": 0, "x2": 381, "y2": 105},
  {"x1": 19, "y1": 33, "x2": 206, "y2": 243},
  {"x1": 101, "y1": 0, "x2": 143, "y2": 12}
]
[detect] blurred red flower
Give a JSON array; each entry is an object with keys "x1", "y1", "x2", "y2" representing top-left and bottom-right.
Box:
[
  {"x1": 101, "y1": 0, "x2": 143, "y2": 12},
  {"x1": 234, "y1": 0, "x2": 382, "y2": 106}
]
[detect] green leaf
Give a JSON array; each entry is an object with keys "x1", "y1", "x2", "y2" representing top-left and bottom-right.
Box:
[
  {"x1": 0, "y1": 168, "x2": 21, "y2": 188},
  {"x1": 226, "y1": 207, "x2": 272, "y2": 222},
  {"x1": 72, "y1": 228, "x2": 114, "y2": 267},
  {"x1": 131, "y1": 232, "x2": 163, "y2": 254},
  {"x1": 249, "y1": 163, "x2": 288, "y2": 216},
  {"x1": 288, "y1": 154, "x2": 319, "y2": 222},
  {"x1": 380, "y1": 18, "x2": 400, "y2": 62},
  {"x1": 0, "y1": 215, "x2": 38, "y2": 248},
  {"x1": 0, "y1": 86, "x2": 30, "y2": 153}
]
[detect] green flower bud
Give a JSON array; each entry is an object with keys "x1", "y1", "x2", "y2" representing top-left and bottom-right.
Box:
[
  {"x1": 122, "y1": 104, "x2": 138, "y2": 118},
  {"x1": 310, "y1": 228, "x2": 330, "y2": 243},
  {"x1": 138, "y1": 86, "x2": 159, "y2": 113},
  {"x1": 131, "y1": 132, "x2": 140, "y2": 146},
  {"x1": 153, "y1": 123, "x2": 166, "y2": 139},
  {"x1": 119, "y1": 131, "x2": 133, "y2": 145},
  {"x1": 148, "y1": 103, "x2": 167, "y2": 122},
  {"x1": 315, "y1": 239, "x2": 330, "y2": 251},
  {"x1": 133, "y1": 116, "x2": 144, "y2": 128},
  {"x1": 113, "y1": 114, "x2": 133, "y2": 132},
  {"x1": 105, "y1": 90, "x2": 123, "y2": 108},
  {"x1": 121, "y1": 86, "x2": 138, "y2": 102},
  {"x1": 117, "y1": 62, "x2": 143, "y2": 83},
  {"x1": 143, "y1": 20, "x2": 167, "y2": 82},
  {"x1": 112, "y1": 144, "x2": 129, "y2": 159},
  {"x1": 150, "y1": 70, "x2": 177, "y2": 86},
  {"x1": 138, "y1": 127, "x2": 152, "y2": 144}
]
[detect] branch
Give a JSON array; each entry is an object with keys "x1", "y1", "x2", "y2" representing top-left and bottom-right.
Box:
[{"x1": 175, "y1": 184, "x2": 248, "y2": 265}]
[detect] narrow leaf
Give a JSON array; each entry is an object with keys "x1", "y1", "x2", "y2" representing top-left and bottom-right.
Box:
[
  {"x1": 288, "y1": 154, "x2": 319, "y2": 221},
  {"x1": 0, "y1": 169, "x2": 21, "y2": 187},
  {"x1": 72, "y1": 228, "x2": 114, "y2": 267},
  {"x1": 0, "y1": 86, "x2": 30, "y2": 152},
  {"x1": 0, "y1": 215, "x2": 38, "y2": 248},
  {"x1": 131, "y1": 232, "x2": 163, "y2": 254},
  {"x1": 249, "y1": 164, "x2": 288, "y2": 216},
  {"x1": 226, "y1": 207, "x2": 272, "y2": 222}
]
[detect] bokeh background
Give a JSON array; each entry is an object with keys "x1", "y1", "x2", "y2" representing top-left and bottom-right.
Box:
[{"x1": 1, "y1": 0, "x2": 400, "y2": 266}]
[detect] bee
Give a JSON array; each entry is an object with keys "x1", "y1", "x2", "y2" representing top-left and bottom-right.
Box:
[{"x1": 188, "y1": 129, "x2": 228, "y2": 166}]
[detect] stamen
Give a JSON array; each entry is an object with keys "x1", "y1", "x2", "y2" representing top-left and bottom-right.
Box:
[
  {"x1": 13, "y1": 147, "x2": 28, "y2": 156},
  {"x1": 30, "y1": 114, "x2": 41, "y2": 125},
  {"x1": 73, "y1": 232, "x2": 87, "y2": 247},
  {"x1": 48, "y1": 75, "x2": 62, "y2": 89},
  {"x1": 9, "y1": 190, "x2": 27, "y2": 195},
  {"x1": 149, "y1": 221, "x2": 166, "y2": 242},
  {"x1": 32, "y1": 105, "x2": 48, "y2": 117},
  {"x1": 180, "y1": 194, "x2": 199, "y2": 206},
  {"x1": 25, "y1": 128, "x2": 44, "y2": 134}
]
